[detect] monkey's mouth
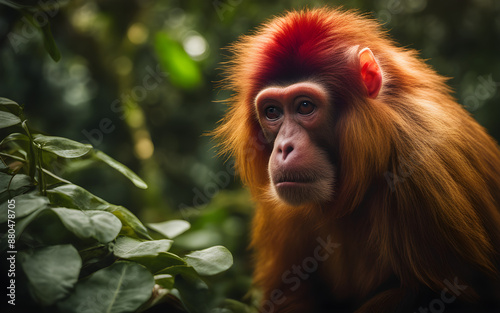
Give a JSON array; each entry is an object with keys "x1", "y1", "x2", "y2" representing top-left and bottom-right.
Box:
[
  {"x1": 270, "y1": 167, "x2": 335, "y2": 206},
  {"x1": 272, "y1": 174, "x2": 323, "y2": 207},
  {"x1": 274, "y1": 173, "x2": 315, "y2": 185}
]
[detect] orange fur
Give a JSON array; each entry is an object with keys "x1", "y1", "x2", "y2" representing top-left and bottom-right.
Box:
[{"x1": 214, "y1": 7, "x2": 500, "y2": 312}]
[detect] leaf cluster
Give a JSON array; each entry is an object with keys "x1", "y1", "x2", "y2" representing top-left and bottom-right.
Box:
[{"x1": 0, "y1": 98, "x2": 240, "y2": 313}]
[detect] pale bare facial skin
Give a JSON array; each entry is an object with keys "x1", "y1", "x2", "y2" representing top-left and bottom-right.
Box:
[{"x1": 254, "y1": 82, "x2": 336, "y2": 206}]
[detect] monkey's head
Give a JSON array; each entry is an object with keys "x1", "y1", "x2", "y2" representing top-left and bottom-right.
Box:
[{"x1": 216, "y1": 8, "x2": 392, "y2": 213}]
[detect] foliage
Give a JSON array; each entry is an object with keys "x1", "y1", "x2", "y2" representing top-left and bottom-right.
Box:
[{"x1": 0, "y1": 99, "x2": 241, "y2": 313}]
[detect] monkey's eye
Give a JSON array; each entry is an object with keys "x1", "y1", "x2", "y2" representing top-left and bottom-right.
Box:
[
  {"x1": 297, "y1": 101, "x2": 315, "y2": 115},
  {"x1": 265, "y1": 106, "x2": 282, "y2": 120}
]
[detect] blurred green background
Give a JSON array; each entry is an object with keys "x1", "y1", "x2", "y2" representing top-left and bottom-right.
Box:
[{"x1": 1, "y1": 0, "x2": 499, "y2": 304}]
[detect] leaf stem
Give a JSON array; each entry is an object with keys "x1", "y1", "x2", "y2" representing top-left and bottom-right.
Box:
[{"x1": 21, "y1": 121, "x2": 36, "y2": 181}]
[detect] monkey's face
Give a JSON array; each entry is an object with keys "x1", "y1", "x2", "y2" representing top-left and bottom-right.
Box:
[{"x1": 255, "y1": 81, "x2": 336, "y2": 206}]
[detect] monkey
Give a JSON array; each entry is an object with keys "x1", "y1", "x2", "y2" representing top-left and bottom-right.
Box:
[{"x1": 214, "y1": 7, "x2": 500, "y2": 313}]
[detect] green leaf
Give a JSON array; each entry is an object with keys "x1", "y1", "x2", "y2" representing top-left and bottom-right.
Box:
[
  {"x1": 0, "y1": 172, "x2": 26, "y2": 193},
  {"x1": 114, "y1": 236, "x2": 184, "y2": 273},
  {"x1": 93, "y1": 150, "x2": 148, "y2": 189},
  {"x1": 11, "y1": 174, "x2": 31, "y2": 190},
  {"x1": 114, "y1": 236, "x2": 173, "y2": 258},
  {"x1": 40, "y1": 21, "x2": 61, "y2": 62},
  {"x1": 0, "y1": 97, "x2": 22, "y2": 116},
  {"x1": 126, "y1": 252, "x2": 186, "y2": 274},
  {"x1": 47, "y1": 183, "x2": 108, "y2": 210},
  {"x1": 78, "y1": 243, "x2": 113, "y2": 266},
  {"x1": 20, "y1": 9, "x2": 61, "y2": 62},
  {"x1": 108, "y1": 205, "x2": 152, "y2": 239},
  {"x1": 0, "y1": 173, "x2": 32, "y2": 203},
  {"x1": 0, "y1": 165, "x2": 7, "y2": 176},
  {"x1": 19, "y1": 245, "x2": 82, "y2": 306},
  {"x1": 34, "y1": 134, "x2": 92, "y2": 158},
  {"x1": 0, "y1": 193, "x2": 49, "y2": 251},
  {"x1": 154, "y1": 32, "x2": 202, "y2": 90},
  {"x1": 147, "y1": 220, "x2": 190, "y2": 239},
  {"x1": 154, "y1": 274, "x2": 174, "y2": 289},
  {"x1": 0, "y1": 97, "x2": 21, "y2": 107},
  {"x1": 0, "y1": 204, "x2": 48, "y2": 252},
  {"x1": 0, "y1": 111, "x2": 21, "y2": 129},
  {"x1": 0, "y1": 132, "x2": 29, "y2": 146},
  {"x1": 57, "y1": 261, "x2": 154, "y2": 313},
  {"x1": 0, "y1": 192, "x2": 49, "y2": 223},
  {"x1": 12, "y1": 209, "x2": 79, "y2": 246},
  {"x1": 5, "y1": 204, "x2": 47, "y2": 241},
  {"x1": 184, "y1": 246, "x2": 233, "y2": 276},
  {"x1": 47, "y1": 184, "x2": 151, "y2": 239},
  {"x1": 42, "y1": 168, "x2": 72, "y2": 185},
  {"x1": 51, "y1": 208, "x2": 122, "y2": 243},
  {"x1": 0, "y1": 0, "x2": 38, "y2": 9}
]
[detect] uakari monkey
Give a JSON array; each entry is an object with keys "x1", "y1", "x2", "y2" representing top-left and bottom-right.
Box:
[{"x1": 215, "y1": 8, "x2": 500, "y2": 313}]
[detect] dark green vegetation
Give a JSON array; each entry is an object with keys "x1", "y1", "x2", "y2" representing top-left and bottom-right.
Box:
[{"x1": 0, "y1": 99, "x2": 242, "y2": 312}]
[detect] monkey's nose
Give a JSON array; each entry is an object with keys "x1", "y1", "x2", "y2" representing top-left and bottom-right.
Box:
[{"x1": 278, "y1": 143, "x2": 294, "y2": 160}]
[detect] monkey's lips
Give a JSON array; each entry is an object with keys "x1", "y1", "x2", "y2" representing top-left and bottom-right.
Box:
[
  {"x1": 275, "y1": 179, "x2": 314, "y2": 188},
  {"x1": 272, "y1": 174, "x2": 318, "y2": 204},
  {"x1": 271, "y1": 169, "x2": 335, "y2": 206},
  {"x1": 276, "y1": 181, "x2": 310, "y2": 188},
  {"x1": 274, "y1": 173, "x2": 315, "y2": 186}
]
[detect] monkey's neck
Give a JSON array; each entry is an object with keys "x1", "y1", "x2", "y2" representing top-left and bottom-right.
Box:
[{"x1": 318, "y1": 210, "x2": 393, "y2": 301}]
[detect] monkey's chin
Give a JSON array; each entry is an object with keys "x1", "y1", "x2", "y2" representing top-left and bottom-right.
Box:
[{"x1": 273, "y1": 180, "x2": 333, "y2": 207}]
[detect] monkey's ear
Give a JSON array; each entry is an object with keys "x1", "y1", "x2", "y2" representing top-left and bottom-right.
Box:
[{"x1": 358, "y1": 48, "x2": 382, "y2": 99}]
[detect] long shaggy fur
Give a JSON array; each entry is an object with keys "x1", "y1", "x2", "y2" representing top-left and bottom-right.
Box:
[{"x1": 214, "y1": 7, "x2": 500, "y2": 312}]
